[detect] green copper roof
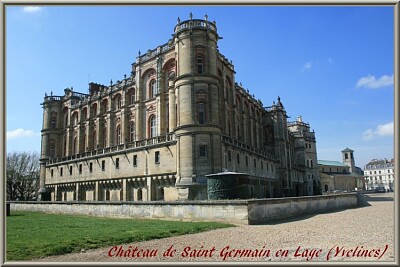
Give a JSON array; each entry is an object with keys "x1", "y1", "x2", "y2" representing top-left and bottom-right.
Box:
[{"x1": 318, "y1": 160, "x2": 347, "y2": 167}]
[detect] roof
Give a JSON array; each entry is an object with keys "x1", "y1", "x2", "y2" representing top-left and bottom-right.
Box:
[
  {"x1": 318, "y1": 160, "x2": 347, "y2": 167},
  {"x1": 341, "y1": 147, "x2": 354, "y2": 153},
  {"x1": 366, "y1": 159, "x2": 393, "y2": 166}
]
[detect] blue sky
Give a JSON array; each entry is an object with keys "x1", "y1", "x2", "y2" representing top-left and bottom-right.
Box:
[{"x1": 6, "y1": 6, "x2": 394, "y2": 168}]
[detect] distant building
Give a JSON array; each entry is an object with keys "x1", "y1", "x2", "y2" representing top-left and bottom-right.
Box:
[
  {"x1": 364, "y1": 159, "x2": 394, "y2": 191},
  {"x1": 38, "y1": 15, "x2": 321, "y2": 202},
  {"x1": 318, "y1": 148, "x2": 365, "y2": 192}
]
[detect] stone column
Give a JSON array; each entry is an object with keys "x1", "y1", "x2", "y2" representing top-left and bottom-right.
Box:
[
  {"x1": 122, "y1": 179, "x2": 127, "y2": 201},
  {"x1": 95, "y1": 181, "x2": 99, "y2": 201},
  {"x1": 75, "y1": 183, "x2": 80, "y2": 201},
  {"x1": 146, "y1": 177, "x2": 152, "y2": 201}
]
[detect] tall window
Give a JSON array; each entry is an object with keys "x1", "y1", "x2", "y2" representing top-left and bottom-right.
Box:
[
  {"x1": 155, "y1": 151, "x2": 160, "y2": 164},
  {"x1": 129, "y1": 122, "x2": 136, "y2": 142},
  {"x1": 130, "y1": 90, "x2": 135, "y2": 105},
  {"x1": 73, "y1": 137, "x2": 78, "y2": 155},
  {"x1": 200, "y1": 145, "x2": 208, "y2": 157},
  {"x1": 150, "y1": 79, "x2": 157, "y2": 98},
  {"x1": 103, "y1": 127, "x2": 107, "y2": 147},
  {"x1": 117, "y1": 96, "x2": 121, "y2": 109},
  {"x1": 49, "y1": 141, "x2": 55, "y2": 158},
  {"x1": 92, "y1": 130, "x2": 97, "y2": 150},
  {"x1": 51, "y1": 112, "x2": 57, "y2": 128},
  {"x1": 83, "y1": 133, "x2": 86, "y2": 151},
  {"x1": 73, "y1": 114, "x2": 78, "y2": 126},
  {"x1": 197, "y1": 56, "x2": 204, "y2": 74},
  {"x1": 150, "y1": 116, "x2": 157, "y2": 138},
  {"x1": 92, "y1": 104, "x2": 97, "y2": 117},
  {"x1": 116, "y1": 125, "x2": 122, "y2": 145},
  {"x1": 198, "y1": 102, "x2": 205, "y2": 124}
]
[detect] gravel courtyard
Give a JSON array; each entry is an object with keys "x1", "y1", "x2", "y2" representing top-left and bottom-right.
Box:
[{"x1": 38, "y1": 193, "x2": 395, "y2": 263}]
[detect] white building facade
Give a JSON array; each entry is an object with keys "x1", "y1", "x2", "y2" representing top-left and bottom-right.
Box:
[{"x1": 364, "y1": 159, "x2": 394, "y2": 191}]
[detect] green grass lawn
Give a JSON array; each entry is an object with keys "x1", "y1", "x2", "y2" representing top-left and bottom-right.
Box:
[{"x1": 7, "y1": 211, "x2": 233, "y2": 261}]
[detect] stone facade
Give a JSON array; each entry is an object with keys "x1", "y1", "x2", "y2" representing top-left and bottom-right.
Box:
[
  {"x1": 39, "y1": 15, "x2": 320, "y2": 202},
  {"x1": 318, "y1": 148, "x2": 365, "y2": 193}
]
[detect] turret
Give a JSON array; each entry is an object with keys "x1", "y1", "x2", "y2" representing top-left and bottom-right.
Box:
[{"x1": 172, "y1": 14, "x2": 222, "y2": 199}]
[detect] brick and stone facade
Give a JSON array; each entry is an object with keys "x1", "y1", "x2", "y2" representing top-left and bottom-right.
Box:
[{"x1": 39, "y1": 15, "x2": 321, "y2": 201}]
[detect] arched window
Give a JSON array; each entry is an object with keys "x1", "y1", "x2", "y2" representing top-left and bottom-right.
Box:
[
  {"x1": 114, "y1": 95, "x2": 121, "y2": 110},
  {"x1": 116, "y1": 125, "x2": 122, "y2": 145},
  {"x1": 101, "y1": 100, "x2": 108, "y2": 113},
  {"x1": 82, "y1": 108, "x2": 87, "y2": 120},
  {"x1": 92, "y1": 104, "x2": 97, "y2": 117},
  {"x1": 197, "y1": 55, "x2": 204, "y2": 74},
  {"x1": 149, "y1": 115, "x2": 157, "y2": 138},
  {"x1": 198, "y1": 102, "x2": 205, "y2": 124},
  {"x1": 149, "y1": 79, "x2": 157, "y2": 98},
  {"x1": 129, "y1": 122, "x2": 136, "y2": 142}
]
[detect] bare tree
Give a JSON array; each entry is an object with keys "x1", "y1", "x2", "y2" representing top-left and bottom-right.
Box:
[{"x1": 6, "y1": 151, "x2": 40, "y2": 201}]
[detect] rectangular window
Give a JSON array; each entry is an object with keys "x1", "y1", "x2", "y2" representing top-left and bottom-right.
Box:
[
  {"x1": 116, "y1": 158, "x2": 120, "y2": 169},
  {"x1": 199, "y1": 145, "x2": 207, "y2": 157},
  {"x1": 197, "y1": 57, "x2": 203, "y2": 74},
  {"x1": 60, "y1": 167, "x2": 63, "y2": 177},
  {"x1": 89, "y1": 162, "x2": 93, "y2": 173},
  {"x1": 228, "y1": 151, "x2": 231, "y2": 162},
  {"x1": 237, "y1": 153, "x2": 240, "y2": 164},
  {"x1": 198, "y1": 102, "x2": 205, "y2": 124},
  {"x1": 261, "y1": 161, "x2": 264, "y2": 170},
  {"x1": 69, "y1": 166, "x2": 72, "y2": 175},
  {"x1": 79, "y1": 164, "x2": 82, "y2": 174},
  {"x1": 102, "y1": 160, "x2": 105, "y2": 171},
  {"x1": 133, "y1": 155, "x2": 137, "y2": 167},
  {"x1": 245, "y1": 156, "x2": 248, "y2": 166},
  {"x1": 254, "y1": 158, "x2": 256, "y2": 168},
  {"x1": 155, "y1": 151, "x2": 160, "y2": 164},
  {"x1": 51, "y1": 169, "x2": 54, "y2": 178}
]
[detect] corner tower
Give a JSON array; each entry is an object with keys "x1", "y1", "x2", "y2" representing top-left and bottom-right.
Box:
[{"x1": 173, "y1": 14, "x2": 222, "y2": 200}]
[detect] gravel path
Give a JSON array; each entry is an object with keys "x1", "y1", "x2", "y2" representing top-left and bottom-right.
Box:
[{"x1": 37, "y1": 193, "x2": 395, "y2": 263}]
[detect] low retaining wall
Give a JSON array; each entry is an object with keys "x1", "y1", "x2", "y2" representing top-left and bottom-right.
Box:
[{"x1": 8, "y1": 193, "x2": 358, "y2": 225}]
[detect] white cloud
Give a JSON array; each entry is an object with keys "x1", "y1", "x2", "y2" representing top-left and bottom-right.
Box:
[
  {"x1": 7, "y1": 128, "x2": 38, "y2": 140},
  {"x1": 22, "y1": 6, "x2": 42, "y2": 13},
  {"x1": 362, "y1": 122, "x2": 394, "y2": 141},
  {"x1": 302, "y1": 62, "x2": 312, "y2": 72},
  {"x1": 356, "y1": 74, "x2": 393, "y2": 89}
]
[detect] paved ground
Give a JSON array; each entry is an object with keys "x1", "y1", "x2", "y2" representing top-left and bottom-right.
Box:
[{"x1": 38, "y1": 193, "x2": 396, "y2": 263}]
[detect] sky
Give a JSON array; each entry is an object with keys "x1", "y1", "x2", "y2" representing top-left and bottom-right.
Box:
[{"x1": 6, "y1": 5, "x2": 395, "y2": 169}]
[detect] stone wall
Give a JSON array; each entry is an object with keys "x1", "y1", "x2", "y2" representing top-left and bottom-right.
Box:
[{"x1": 8, "y1": 193, "x2": 358, "y2": 225}]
